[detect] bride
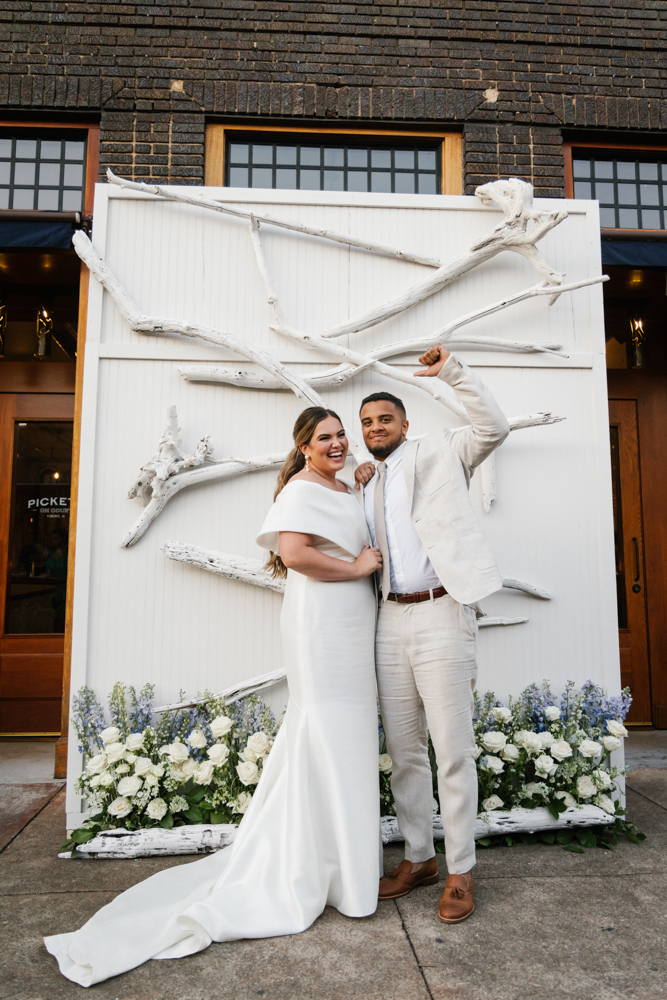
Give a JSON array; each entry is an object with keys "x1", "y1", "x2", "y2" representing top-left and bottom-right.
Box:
[{"x1": 45, "y1": 406, "x2": 383, "y2": 987}]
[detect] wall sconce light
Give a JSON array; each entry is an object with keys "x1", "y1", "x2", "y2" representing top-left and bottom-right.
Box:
[
  {"x1": 0, "y1": 296, "x2": 6, "y2": 359},
  {"x1": 35, "y1": 302, "x2": 53, "y2": 360},
  {"x1": 629, "y1": 315, "x2": 645, "y2": 369}
]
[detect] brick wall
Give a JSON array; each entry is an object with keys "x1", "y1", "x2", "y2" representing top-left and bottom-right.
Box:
[{"x1": 1, "y1": 1, "x2": 666, "y2": 191}]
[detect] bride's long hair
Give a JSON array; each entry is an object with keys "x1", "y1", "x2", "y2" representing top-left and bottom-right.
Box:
[{"x1": 265, "y1": 406, "x2": 344, "y2": 579}]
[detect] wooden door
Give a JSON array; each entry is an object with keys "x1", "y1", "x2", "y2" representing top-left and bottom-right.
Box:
[
  {"x1": 609, "y1": 400, "x2": 652, "y2": 725},
  {"x1": 0, "y1": 392, "x2": 74, "y2": 734}
]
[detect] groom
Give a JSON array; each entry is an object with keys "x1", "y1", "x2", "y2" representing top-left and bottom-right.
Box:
[{"x1": 355, "y1": 345, "x2": 509, "y2": 923}]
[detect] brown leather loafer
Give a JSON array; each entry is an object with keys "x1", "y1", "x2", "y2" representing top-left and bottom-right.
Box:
[
  {"x1": 438, "y1": 871, "x2": 475, "y2": 923},
  {"x1": 378, "y1": 857, "x2": 439, "y2": 901}
]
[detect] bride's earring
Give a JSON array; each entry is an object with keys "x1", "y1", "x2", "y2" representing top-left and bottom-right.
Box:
[{"x1": 305, "y1": 454, "x2": 310, "y2": 472}]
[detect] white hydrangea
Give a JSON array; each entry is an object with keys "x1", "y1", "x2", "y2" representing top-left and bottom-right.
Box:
[{"x1": 169, "y1": 795, "x2": 188, "y2": 814}]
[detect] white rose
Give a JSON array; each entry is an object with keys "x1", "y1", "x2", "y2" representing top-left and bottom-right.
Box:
[
  {"x1": 480, "y1": 755, "x2": 504, "y2": 775},
  {"x1": 144, "y1": 773, "x2": 159, "y2": 787},
  {"x1": 482, "y1": 795, "x2": 504, "y2": 811},
  {"x1": 593, "y1": 768, "x2": 612, "y2": 790},
  {"x1": 240, "y1": 747, "x2": 259, "y2": 764},
  {"x1": 188, "y1": 730, "x2": 207, "y2": 749},
  {"x1": 133, "y1": 756, "x2": 153, "y2": 776},
  {"x1": 105, "y1": 742, "x2": 127, "y2": 765},
  {"x1": 524, "y1": 782, "x2": 547, "y2": 798},
  {"x1": 247, "y1": 732, "x2": 272, "y2": 757},
  {"x1": 181, "y1": 759, "x2": 198, "y2": 778},
  {"x1": 169, "y1": 764, "x2": 185, "y2": 782},
  {"x1": 596, "y1": 794, "x2": 615, "y2": 815},
  {"x1": 124, "y1": 753, "x2": 137, "y2": 764},
  {"x1": 555, "y1": 790, "x2": 577, "y2": 809},
  {"x1": 126, "y1": 732, "x2": 145, "y2": 751},
  {"x1": 100, "y1": 726, "x2": 121, "y2": 745},
  {"x1": 534, "y1": 754, "x2": 558, "y2": 778},
  {"x1": 194, "y1": 761, "x2": 215, "y2": 786},
  {"x1": 523, "y1": 732, "x2": 543, "y2": 755},
  {"x1": 501, "y1": 744, "x2": 520, "y2": 763},
  {"x1": 232, "y1": 790, "x2": 252, "y2": 814},
  {"x1": 151, "y1": 763, "x2": 165, "y2": 778},
  {"x1": 544, "y1": 706, "x2": 561, "y2": 722},
  {"x1": 538, "y1": 731, "x2": 555, "y2": 749},
  {"x1": 379, "y1": 753, "x2": 393, "y2": 773},
  {"x1": 606, "y1": 720, "x2": 628, "y2": 738},
  {"x1": 236, "y1": 761, "x2": 260, "y2": 786},
  {"x1": 210, "y1": 716, "x2": 233, "y2": 738},
  {"x1": 117, "y1": 775, "x2": 143, "y2": 798},
  {"x1": 99, "y1": 770, "x2": 114, "y2": 787},
  {"x1": 513, "y1": 730, "x2": 529, "y2": 748},
  {"x1": 550, "y1": 739, "x2": 573, "y2": 762},
  {"x1": 162, "y1": 741, "x2": 189, "y2": 764},
  {"x1": 115, "y1": 763, "x2": 130, "y2": 775},
  {"x1": 107, "y1": 796, "x2": 132, "y2": 818},
  {"x1": 577, "y1": 775, "x2": 596, "y2": 798},
  {"x1": 85, "y1": 753, "x2": 107, "y2": 774},
  {"x1": 480, "y1": 731, "x2": 507, "y2": 754},
  {"x1": 492, "y1": 707, "x2": 512, "y2": 724},
  {"x1": 473, "y1": 745, "x2": 484, "y2": 759},
  {"x1": 578, "y1": 739, "x2": 603, "y2": 759},
  {"x1": 89, "y1": 774, "x2": 102, "y2": 788},
  {"x1": 207, "y1": 743, "x2": 230, "y2": 767},
  {"x1": 145, "y1": 798, "x2": 168, "y2": 820},
  {"x1": 601, "y1": 735, "x2": 621, "y2": 752}
]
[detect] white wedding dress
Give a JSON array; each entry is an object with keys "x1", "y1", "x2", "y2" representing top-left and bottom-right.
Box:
[{"x1": 45, "y1": 480, "x2": 380, "y2": 986}]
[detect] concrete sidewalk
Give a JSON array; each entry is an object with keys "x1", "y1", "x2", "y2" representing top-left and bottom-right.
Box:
[{"x1": 0, "y1": 751, "x2": 666, "y2": 999}]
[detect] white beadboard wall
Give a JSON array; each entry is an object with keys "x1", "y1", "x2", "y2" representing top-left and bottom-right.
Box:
[{"x1": 66, "y1": 184, "x2": 617, "y2": 825}]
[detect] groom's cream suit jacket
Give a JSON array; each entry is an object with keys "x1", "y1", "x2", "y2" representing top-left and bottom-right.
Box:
[{"x1": 379, "y1": 353, "x2": 510, "y2": 606}]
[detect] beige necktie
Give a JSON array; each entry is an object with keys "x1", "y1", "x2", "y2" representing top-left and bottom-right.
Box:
[{"x1": 373, "y1": 462, "x2": 391, "y2": 601}]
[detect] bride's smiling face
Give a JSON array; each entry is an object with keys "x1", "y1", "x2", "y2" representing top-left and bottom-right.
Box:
[{"x1": 301, "y1": 416, "x2": 348, "y2": 475}]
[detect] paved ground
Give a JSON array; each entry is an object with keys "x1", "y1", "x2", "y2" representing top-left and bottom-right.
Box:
[{"x1": 0, "y1": 736, "x2": 666, "y2": 1000}]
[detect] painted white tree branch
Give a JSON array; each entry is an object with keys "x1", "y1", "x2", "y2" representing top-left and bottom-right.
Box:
[
  {"x1": 162, "y1": 540, "x2": 286, "y2": 593},
  {"x1": 154, "y1": 666, "x2": 289, "y2": 713},
  {"x1": 480, "y1": 454, "x2": 497, "y2": 513},
  {"x1": 478, "y1": 616, "x2": 528, "y2": 627},
  {"x1": 127, "y1": 406, "x2": 212, "y2": 506},
  {"x1": 502, "y1": 577, "x2": 553, "y2": 600},
  {"x1": 106, "y1": 169, "x2": 443, "y2": 268}
]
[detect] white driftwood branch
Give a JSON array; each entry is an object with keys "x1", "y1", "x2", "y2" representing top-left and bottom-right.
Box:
[
  {"x1": 122, "y1": 453, "x2": 286, "y2": 548},
  {"x1": 154, "y1": 666, "x2": 288, "y2": 713},
  {"x1": 106, "y1": 169, "x2": 443, "y2": 268},
  {"x1": 127, "y1": 406, "x2": 212, "y2": 506},
  {"x1": 502, "y1": 577, "x2": 553, "y2": 600},
  {"x1": 162, "y1": 541, "x2": 285, "y2": 593},
  {"x1": 508, "y1": 412, "x2": 566, "y2": 431},
  {"x1": 59, "y1": 805, "x2": 614, "y2": 858},
  {"x1": 480, "y1": 454, "x2": 497, "y2": 513},
  {"x1": 478, "y1": 616, "x2": 529, "y2": 627}
]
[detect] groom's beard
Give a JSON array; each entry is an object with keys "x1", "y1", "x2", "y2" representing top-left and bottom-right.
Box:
[{"x1": 367, "y1": 437, "x2": 405, "y2": 460}]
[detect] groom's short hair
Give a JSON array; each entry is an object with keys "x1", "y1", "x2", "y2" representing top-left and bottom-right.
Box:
[{"x1": 360, "y1": 391, "x2": 406, "y2": 418}]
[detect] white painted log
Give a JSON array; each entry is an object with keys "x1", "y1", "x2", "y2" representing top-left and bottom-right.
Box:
[
  {"x1": 478, "y1": 616, "x2": 529, "y2": 627},
  {"x1": 502, "y1": 577, "x2": 553, "y2": 600},
  {"x1": 106, "y1": 169, "x2": 444, "y2": 268},
  {"x1": 58, "y1": 806, "x2": 615, "y2": 858},
  {"x1": 162, "y1": 541, "x2": 285, "y2": 593},
  {"x1": 154, "y1": 666, "x2": 288, "y2": 713},
  {"x1": 480, "y1": 453, "x2": 497, "y2": 513}
]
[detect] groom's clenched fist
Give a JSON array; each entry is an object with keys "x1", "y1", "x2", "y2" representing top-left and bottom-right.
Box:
[{"x1": 414, "y1": 344, "x2": 451, "y2": 378}]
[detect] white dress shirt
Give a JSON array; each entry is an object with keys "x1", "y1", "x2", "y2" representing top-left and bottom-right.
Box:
[{"x1": 363, "y1": 440, "x2": 443, "y2": 594}]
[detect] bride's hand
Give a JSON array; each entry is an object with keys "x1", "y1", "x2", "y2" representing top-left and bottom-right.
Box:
[{"x1": 354, "y1": 544, "x2": 383, "y2": 577}]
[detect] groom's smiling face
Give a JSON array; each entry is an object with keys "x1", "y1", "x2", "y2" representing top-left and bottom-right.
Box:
[{"x1": 359, "y1": 401, "x2": 409, "y2": 459}]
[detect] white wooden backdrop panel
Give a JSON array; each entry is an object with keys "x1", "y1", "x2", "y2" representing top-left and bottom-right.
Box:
[{"x1": 66, "y1": 184, "x2": 616, "y2": 825}]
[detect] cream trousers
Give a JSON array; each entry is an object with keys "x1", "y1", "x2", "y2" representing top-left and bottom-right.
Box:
[{"x1": 376, "y1": 595, "x2": 478, "y2": 874}]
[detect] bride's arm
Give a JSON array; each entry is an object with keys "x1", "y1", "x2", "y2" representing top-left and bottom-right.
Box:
[{"x1": 279, "y1": 532, "x2": 382, "y2": 582}]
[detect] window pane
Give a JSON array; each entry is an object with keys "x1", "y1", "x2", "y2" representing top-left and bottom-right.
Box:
[
  {"x1": 276, "y1": 146, "x2": 297, "y2": 165},
  {"x1": 573, "y1": 159, "x2": 591, "y2": 178},
  {"x1": 594, "y1": 160, "x2": 614, "y2": 179},
  {"x1": 12, "y1": 189, "x2": 35, "y2": 209},
  {"x1": 639, "y1": 162, "x2": 658, "y2": 181},
  {"x1": 299, "y1": 169, "x2": 320, "y2": 190},
  {"x1": 0, "y1": 163, "x2": 10, "y2": 184},
  {"x1": 63, "y1": 163, "x2": 83, "y2": 187},
  {"x1": 228, "y1": 166, "x2": 249, "y2": 188},
  {"x1": 16, "y1": 139, "x2": 37, "y2": 159},
  {"x1": 574, "y1": 180, "x2": 592, "y2": 199},
  {"x1": 617, "y1": 183, "x2": 637, "y2": 205},
  {"x1": 641, "y1": 209, "x2": 662, "y2": 229},
  {"x1": 395, "y1": 150, "x2": 415, "y2": 170},
  {"x1": 300, "y1": 147, "x2": 320, "y2": 166},
  {"x1": 252, "y1": 145, "x2": 273, "y2": 165},
  {"x1": 640, "y1": 184, "x2": 660, "y2": 206},
  {"x1": 347, "y1": 171, "x2": 368, "y2": 192},
  {"x1": 323, "y1": 148, "x2": 344, "y2": 167},
  {"x1": 348, "y1": 149, "x2": 367, "y2": 168},
  {"x1": 39, "y1": 162, "x2": 61, "y2": 186},
  {"x1": 617, "y1": 162, "x2": 636, "y2": 180},
  {"x1": 599, "y1": 207, "x2": 616, "y2": 227},
  {"x1": 371, "y1": 171, "x2": 392, "y2": 192},
  {"x1": 618, "y1": 208, "x2": 638, "y2": 228},
  {"x1": 251, "y1": 167, "x2": 273, "y2": 187},
  {"x1": 61, "y1": 189, "x2": 82, "y2": 210},
  {"x1": 395, "y1": 173, "x2": 415, "y2": 194},
  {"x1": 5, "y1": 422, "x2": 73, "y2": 635},
  {"x1": 14, "y1": 162, "x2": 35, "y2": 185},
  {"x1": 275, "y1": 168, "x2": 297, "y2": 189},
  {"x1": 64, "y1": 141, "x2": 85, "y2": 161},
  {"x1": 40, "y1": 140, "x2": 61, "y2": 160},
  {"x1": 0, "y1": 189, "x2": 9, "y2": 209},
  {"x1": 594, "y1": 181, "x2": 615, "y2": 203},
  {"x1": 323, "y1": 170, "x2": 344, "y2": 191},
  {"x1": 229, "y1": 143, "x2": 249, "y2": 163},
  {"x1": 418, "y1": 150, "x2": 437, "y2": 170},
  {"x1": 38, "y1": 189, "x2": 60, "y2": 210},
  {"x1": 371, "y1": 149, "x2": 391, "y2": 169},
  {"x1": 418, "y1": 173, "x2": 437, "y2": 195},
  {"x1": 0, "y1": 138, "x2": 11, "y2": 157}
]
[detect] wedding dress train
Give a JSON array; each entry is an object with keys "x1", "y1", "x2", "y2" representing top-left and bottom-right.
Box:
[{"x1": 45, "y1": 480, "x2": 380, "y2": 986}]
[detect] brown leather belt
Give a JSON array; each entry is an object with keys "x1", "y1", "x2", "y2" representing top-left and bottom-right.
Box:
[{"x1": 387, "y1": 586, "x2": 447, "y2": 605}]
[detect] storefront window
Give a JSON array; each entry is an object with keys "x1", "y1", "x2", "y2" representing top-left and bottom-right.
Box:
[{"x1": 4, "y1": 421, "x2": 73, "y2": 634}]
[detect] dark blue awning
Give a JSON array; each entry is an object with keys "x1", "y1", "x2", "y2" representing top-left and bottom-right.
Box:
[
  {"x1": 0, "y1": 220, "x2": 72, "y2": 249},
  {"x1": 601, "y1": 240, "x2": 667, "y2": 267}
]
